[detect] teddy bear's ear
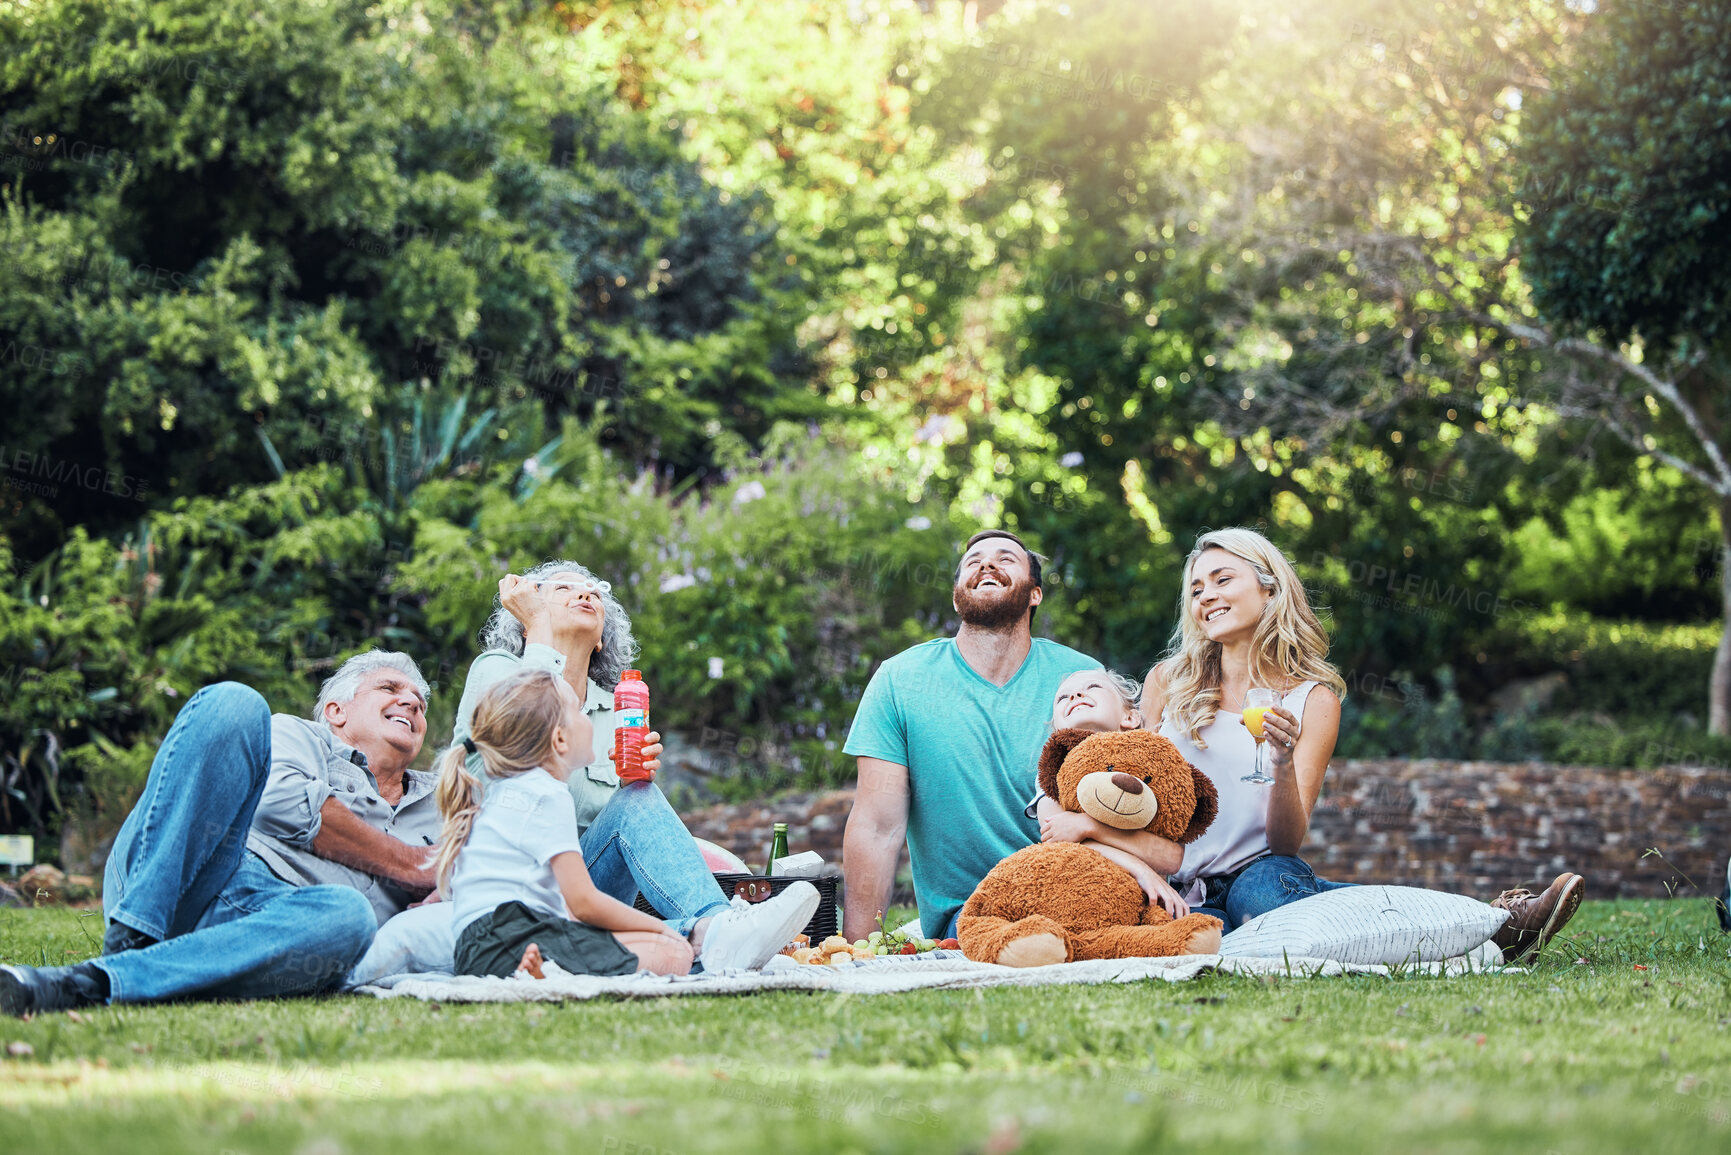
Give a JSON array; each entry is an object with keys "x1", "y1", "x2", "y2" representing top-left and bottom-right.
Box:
[
  {"x1": 1177, "y1": 767, "x2": 1219, "y2": 845},
  {"x1": 1037, "y1": 728, "x2": 1093, "y2": 800}
]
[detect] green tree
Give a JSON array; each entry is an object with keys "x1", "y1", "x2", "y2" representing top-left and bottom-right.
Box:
[
  {"x1": 0, "y1": 0, "x2": 807, "y2": 561},
  {"x1": 1514, "y1": 0, "x2": 1731, "y2": 732}
]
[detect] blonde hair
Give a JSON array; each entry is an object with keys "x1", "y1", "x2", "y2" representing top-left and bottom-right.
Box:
[
  {"x1": 431, "y1": 668, "x2": 570, "y2": 898},
  {"x1": 1053, "y1": 667, "x2": 1146, "y2": 730},
  {"x1": 1154, "y1": 528, "x2": 1345, "y2": 746}
]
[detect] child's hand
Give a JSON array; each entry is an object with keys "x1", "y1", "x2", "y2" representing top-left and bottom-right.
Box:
[
  {"x1": 1133, "y1": 868, "x2": 1190, "y2": 919},
  {"x1": 1039, "y1": 810, "x2": 1096, "y2": 844},
  {"x1": 611, "y1": 730, "x2": 662, "y2": 782}
]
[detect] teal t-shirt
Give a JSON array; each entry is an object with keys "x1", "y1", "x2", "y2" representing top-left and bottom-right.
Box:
[{"x1": 843, "y1": 637, "x2": 1101, "y2": 938}]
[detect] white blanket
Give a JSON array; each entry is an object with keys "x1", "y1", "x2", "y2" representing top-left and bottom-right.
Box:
[{"x1": 355, "y1": 944, "x2": 1509, "y2": 1003}]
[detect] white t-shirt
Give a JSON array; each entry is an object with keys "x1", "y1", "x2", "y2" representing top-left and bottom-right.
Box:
[
  {"x1": 450, "y1": 768, "x2": 583, "y2": 939},
  {"x1": 1165, "y1": 681, "x2": 1320, "y2": 905}
]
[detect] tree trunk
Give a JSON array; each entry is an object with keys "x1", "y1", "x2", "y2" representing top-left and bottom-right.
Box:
[{"x1": 1712, "y1": 501, "x2": 1731, "y2": 736}]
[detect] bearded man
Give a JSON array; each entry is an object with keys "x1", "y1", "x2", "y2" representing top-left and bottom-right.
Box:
[{"x1": 841, "y1": 530, "x2": 1100, "y2": 940}]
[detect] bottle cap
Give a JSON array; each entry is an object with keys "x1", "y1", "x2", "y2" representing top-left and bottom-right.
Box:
[
  {"x1": 620, "y1": 669, "x2": 643, "y2": 681},
  {"x1": 773, "y1": 822, "x2": 788, "y2": 832}
]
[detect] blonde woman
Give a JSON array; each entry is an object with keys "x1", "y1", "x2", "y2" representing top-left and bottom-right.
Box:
[
  {"x1": 1045, "y1": 529, "x2": 1581, "y2": 963},
  {"x1": 436, "y1": 668, "x2": 818, "y2": 978}
]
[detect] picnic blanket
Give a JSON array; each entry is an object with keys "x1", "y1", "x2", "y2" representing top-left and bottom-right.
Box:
[{"x1": 354, "y1": 943, "x2": 1510, "y2": 1003}]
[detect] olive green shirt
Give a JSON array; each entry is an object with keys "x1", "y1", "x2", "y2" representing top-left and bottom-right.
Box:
[{"x1": 451, "y1": 644, "x2": 620, "y2": 836}]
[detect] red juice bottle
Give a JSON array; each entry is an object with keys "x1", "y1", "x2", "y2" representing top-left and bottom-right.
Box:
[{"x1": 613, "y1": 669, "x2": 651, "y2": 782}]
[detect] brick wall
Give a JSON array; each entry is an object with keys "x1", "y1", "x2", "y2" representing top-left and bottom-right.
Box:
[
  {"x1": 1303, "y1": 760, "x2": 1730, "y2": 900},
  {"x1": 678, "y1": 761, "x2": 1731, "y2": 901}
]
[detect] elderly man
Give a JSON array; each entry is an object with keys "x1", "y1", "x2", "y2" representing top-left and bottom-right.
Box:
[
  {"x1": 1, "y1": 652, "x2": 432, "y2": 1014},
  {"x1": 841, "y1": 530, "x2": 1101, "y2": 942}
]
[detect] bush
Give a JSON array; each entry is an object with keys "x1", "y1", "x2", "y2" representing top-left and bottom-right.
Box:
[
  {"x1": 0, "y1": 0, "x2": 802, "y2": 561},
  {"x1": 0, "y1": 415, "x2": 967, "y2": 849},
  {"x1": 1335, "y1": 667, "x2": 1473, "y2": 760},
  {"x1": 1335, "y1": 615, "x2": 1724, "y2": 765},
  {"x1": 1510, "y1": 612, "x2": 1719, "y2": 723},
  {"x1": 408, "y1": 420, "x2": 964, "y2": 800}
]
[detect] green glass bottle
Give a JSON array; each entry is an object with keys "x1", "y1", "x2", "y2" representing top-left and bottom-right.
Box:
[{"x1": 766, "y1": 822, "x2": 789, "y2": 878}]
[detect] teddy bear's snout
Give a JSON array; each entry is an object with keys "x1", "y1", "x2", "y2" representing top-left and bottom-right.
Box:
[{"x1": 1074, "y1": 769, "x2": 1159, "y2": 830}]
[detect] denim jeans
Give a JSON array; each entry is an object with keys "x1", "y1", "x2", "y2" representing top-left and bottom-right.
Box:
[
  {"x1": 580, "y1": 780, "x2": 731, "y2": 936},
  {"x1": 1719, "y1": 856, "x2": 1730, "y2": 933},
  {"x1": 98, "y1": 682, "x2": 377, "y2": 1002},
  {"x1": 1194, "y1": 854, "x2": 1354, "y2": 929}
]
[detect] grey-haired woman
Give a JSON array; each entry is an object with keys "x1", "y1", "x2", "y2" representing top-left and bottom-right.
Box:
[
  {"x1": 461, "y1": 560, "x2": 653, "y2": 833},
  {"x1": 449, "y1": 560, "x2": 816, "y2": 973}
]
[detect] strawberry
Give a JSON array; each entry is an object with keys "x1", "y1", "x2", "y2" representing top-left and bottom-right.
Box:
[
  {"x1": 899, "y1": 942, "x2": 918, "y2": 955},
  {"x1": 939, "y1": 938, "x2": 960, "y2": 951}
]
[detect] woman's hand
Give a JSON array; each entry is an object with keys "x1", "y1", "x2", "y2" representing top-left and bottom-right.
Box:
[
  {"x1": 1132, "y1": 867, "x2": 1190, "y2": 919},
  {"x1": 611, "y1": 730, "x2": 662, "y2": 782},
  {"x1": 499, "y1": 574, "x2": 551, "y2": 637},
  {"x1": 1039, "y1": 810, "x2": 1097, "y2": 844},
  {"x1": 1260, "y1": 705, "x2": 1300, "y2": 773}
]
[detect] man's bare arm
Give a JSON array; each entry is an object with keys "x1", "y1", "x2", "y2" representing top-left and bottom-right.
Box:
[
  {"x1": 310, "y1": 799, "x2": 436, "y2": 894},
  {"x1": 841, "y1": 756, "x2": 909, "y2": 941},
  {"x1": 1036, "y1": 795, "x2": 1183, "y2": 875}
]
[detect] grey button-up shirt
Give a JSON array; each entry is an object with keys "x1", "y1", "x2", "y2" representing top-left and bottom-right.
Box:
[
  {"x1": 451, "y1": 644, "x2": 620, "y2": 836},
  {"x1": 246, "y1": 714, "x2": 440, "y2": 926}
]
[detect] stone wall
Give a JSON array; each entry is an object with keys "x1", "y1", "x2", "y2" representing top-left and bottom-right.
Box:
[
  {"x1": 1303, "y1": 760, "x2": 1730, "y2": 899},
  {"x1": 677, "y1": 761, "x2": 1731, "y2": 902}
]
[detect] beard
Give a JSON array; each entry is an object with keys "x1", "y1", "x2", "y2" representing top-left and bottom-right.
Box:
[{"x1": 954, "y1": 574, "x2": 1036, "y2": 630}]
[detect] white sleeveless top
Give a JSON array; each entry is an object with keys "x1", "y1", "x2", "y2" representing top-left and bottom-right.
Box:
[{"x1": 1161, "y1": 681, "x2": 1319, "y2": 905}]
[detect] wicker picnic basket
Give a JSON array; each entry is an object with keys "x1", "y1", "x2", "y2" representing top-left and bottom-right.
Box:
[{"x1": 634, "y1": 873, "x2": 840, "y2": 943}]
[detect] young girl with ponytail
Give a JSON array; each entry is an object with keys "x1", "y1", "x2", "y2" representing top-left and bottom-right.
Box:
[{"x1": 435, "y1": 668, "x2": 699, "y2": 978}]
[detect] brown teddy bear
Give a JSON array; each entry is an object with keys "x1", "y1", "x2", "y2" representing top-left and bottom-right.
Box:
[{"x1": 958, "y1": 728, "x2": 1224, "y2": 967}]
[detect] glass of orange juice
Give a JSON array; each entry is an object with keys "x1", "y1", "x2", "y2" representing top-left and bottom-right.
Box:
[{"x1": 1241, "y1": 688, "x2": 1279, "y2": 783}]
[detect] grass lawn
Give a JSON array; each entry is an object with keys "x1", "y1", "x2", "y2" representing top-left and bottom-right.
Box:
[{"x1": 2, "y1": 898, "x2": 1729, "y2": 1154}]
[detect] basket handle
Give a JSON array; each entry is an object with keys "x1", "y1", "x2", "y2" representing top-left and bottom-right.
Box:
[{"x1": 733, "y1": 879, "x2": 775, "y2": 904}]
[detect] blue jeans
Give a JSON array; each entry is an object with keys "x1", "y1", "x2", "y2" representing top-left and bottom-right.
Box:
[
  {"x1": 99, "y1": 683, "x2": 376, "y2": 1002},
  {"x1": 580, "y1": 780, "x2": 731, "y2": 936},
  {"x1": 1194, "y1": 854, "x2": 1354, "y2": 929},
  {"x1": 1718, "y1": 855, "x2": 1730, "y2": 933}
]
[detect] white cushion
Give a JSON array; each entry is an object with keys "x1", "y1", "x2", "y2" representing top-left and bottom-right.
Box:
[
  {"x1": 344, "y1": 901, "x2": 455, "y2": 988},
  {"x1": 1217, "y1": 886, "x2": 1509, "y2": 966}
]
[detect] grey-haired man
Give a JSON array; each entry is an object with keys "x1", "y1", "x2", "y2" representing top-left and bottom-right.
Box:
[{"x1": 2, "y1": 652, "x2": 435, "y2": 1015}]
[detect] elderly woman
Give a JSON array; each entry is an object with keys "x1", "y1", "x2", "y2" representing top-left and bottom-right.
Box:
[{"x1": 450, "y1": 559, "x2": 813, "y2": 973}]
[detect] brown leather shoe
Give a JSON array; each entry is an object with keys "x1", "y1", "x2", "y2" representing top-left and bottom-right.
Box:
[{"x1": 1490, "y1": 873, "x2": 1584, "y2": 964}]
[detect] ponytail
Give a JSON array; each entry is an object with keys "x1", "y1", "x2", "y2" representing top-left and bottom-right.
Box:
[{"x1": 432, "y1": 743, "x2": 484, "y2": 899}]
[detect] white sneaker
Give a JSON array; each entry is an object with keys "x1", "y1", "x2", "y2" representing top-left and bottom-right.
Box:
[{"x1": 698, "y1": 881, "x2": 821, "y2": 972}]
